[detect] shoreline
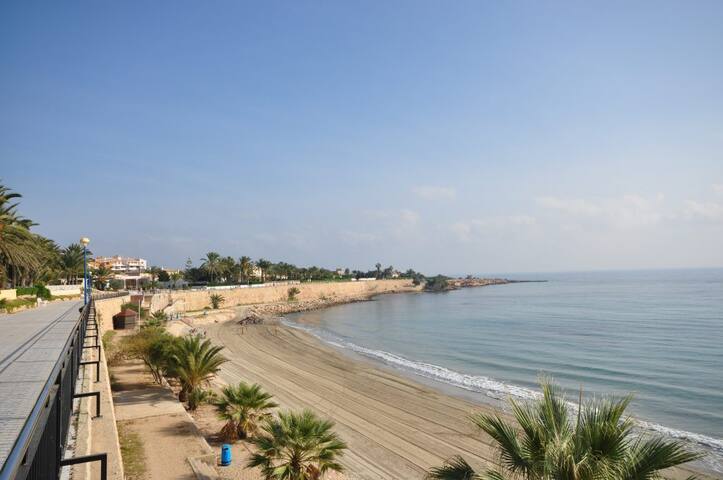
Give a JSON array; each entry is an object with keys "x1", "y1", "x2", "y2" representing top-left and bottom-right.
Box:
[
  {"x1": 201, "y1": 319, "x2": 711, "y2": 480},
  {"x1": 173, "y1": 280, "x2": 718, "y2": 478}
]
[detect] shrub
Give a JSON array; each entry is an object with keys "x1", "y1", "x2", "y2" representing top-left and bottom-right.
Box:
[
  {"x1": 215, "y1": 382, "x2": 277, "y2": 440},
  {"x1": 210, "y1": 293, "x2": 225, "y2": 309},
  {"x1": 424, "y1": 275, "x2": 449, "y2": 292},
  {"x1": 16, "y1": 287, "x2": 37, "y2": 296},
  {"x1": 34, "y1": 284, "x2": 52, "y2": 300},
  {"x1": 144, "y1": 310, "x2": 168, "y2": 328},
  {"x1": 121, "y1": 327, "x2": 178, "y2": 384},
  {"x1": 287, "y1": 287, "x2": 300, "y2": 301},
  {"x1": 188, "y1": 388, "x2": 216, "y2": 411}
]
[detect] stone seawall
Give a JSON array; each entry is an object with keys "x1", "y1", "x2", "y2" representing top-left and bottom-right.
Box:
[{"x1": 154, "y1": 279, "x2": 416, "y2": 313}]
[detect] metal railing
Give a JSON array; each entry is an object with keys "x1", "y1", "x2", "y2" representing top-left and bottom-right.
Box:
[{"x1": 0, "y1": 300, "x2": 107, "y2": 480}]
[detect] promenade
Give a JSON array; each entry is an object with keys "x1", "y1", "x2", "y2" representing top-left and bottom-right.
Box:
[{"x1": 0, "y1": 300, "x2": 83, "y2": 471}]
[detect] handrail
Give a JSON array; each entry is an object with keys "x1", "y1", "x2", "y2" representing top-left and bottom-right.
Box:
[{"x1": 0, "y1": 301, "x2": 96, "y2": 480}]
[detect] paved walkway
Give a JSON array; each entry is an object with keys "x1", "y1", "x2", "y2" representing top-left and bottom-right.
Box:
[{"x1": 0, "y1": 300, "x2": 83, "y2": 471}]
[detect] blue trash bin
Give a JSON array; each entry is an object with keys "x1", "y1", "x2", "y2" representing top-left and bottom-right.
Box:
[{"x1": 221, "y1": 444, "x2": 232, "y2": 466}]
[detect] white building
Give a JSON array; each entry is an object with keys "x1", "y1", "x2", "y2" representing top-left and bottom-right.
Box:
[{"x1": 93, "y1": 256, "x2": 148, "y2": 273}]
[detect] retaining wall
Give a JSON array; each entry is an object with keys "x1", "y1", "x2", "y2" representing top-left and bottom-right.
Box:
[{"x1": 151, "y1": 279, "x2": 415, "y2": 313}]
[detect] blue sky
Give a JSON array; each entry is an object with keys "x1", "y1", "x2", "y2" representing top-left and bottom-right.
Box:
[{"x1": 2, "y1": 1, "x2": 722, "y2": 274}]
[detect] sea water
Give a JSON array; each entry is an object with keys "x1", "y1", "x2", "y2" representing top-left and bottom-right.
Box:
[{"x1": 285, "y1": 269, "x2": 723, "y2": 474}]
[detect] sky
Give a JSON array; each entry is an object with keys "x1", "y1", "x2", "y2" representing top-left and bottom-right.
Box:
[{"x1": 2, "y1": 1, "x2": 722, "y2": 275}]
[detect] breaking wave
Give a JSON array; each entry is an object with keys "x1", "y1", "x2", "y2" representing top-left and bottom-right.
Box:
[{"x1": 281, "y1": 318, "x2": 723, "y2": 474}]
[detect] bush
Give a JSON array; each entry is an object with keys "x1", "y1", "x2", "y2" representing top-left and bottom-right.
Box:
[
  {"x1": 16, "y1": 287, "x2": 37, "y2": 296},
  {"x1": 34, "y1": 284, "x2": 52, "y2": 300},
  {"x1": 144, "y1": 310, "x2": 167, "y2": 328},
  {"x1": 287, "y1": 287, "x2": 300, "y2": 301},
  {"x1": 121, "y1": 327, "x2": 179, "y2": 384},
  {"x1": 210, "y1": 293, "x2": 225, "y2": 309},
  {"x1": 424, "y1": 275, "x2": 450, "y2": 292}
]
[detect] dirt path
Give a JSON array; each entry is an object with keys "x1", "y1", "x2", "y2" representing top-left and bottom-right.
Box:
[{"x1": 111, "y1": 360, "x2": 214, "y2": 480}]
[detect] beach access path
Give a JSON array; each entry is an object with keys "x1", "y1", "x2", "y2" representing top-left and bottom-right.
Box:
[{"x1": 205, "y1": 321, "x2": 712, "y2": 480}]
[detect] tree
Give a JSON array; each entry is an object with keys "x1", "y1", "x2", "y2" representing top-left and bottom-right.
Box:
[
  {"x1": 169, "y1": 271, "x2": 183, "y2": 288},
  {"x1": 148, "y1": 265, "x2": 163, "y2": 283},
  {"x1": 220, "y1": 256, "x2": 238, "y2": 283},
  {"x1": 122, "y1": 327, "x2": 177, "y2": 384},
  {"x1": 215, "y1": 382, "x2": 278, "y2": 441},
  {"x1": 171, "y1": 335, "x2": 227, "y2": 409},
  {"x1": 249, "y1": 409, "x2": 347, "y2": 480},
  {"x1": 239, "y1": 256, "x2": 252, "y2": 283},
  {"x1": 59, "y1": 244, "x2": 88, "y2": 284},
  {"x1": 375, "y1": 263, "x2": 382, "y2": 279},
  {"x1": 426, "y1": 380, "x2": 703, "y2": 480},
  {"x1": 92, "y1": 265, "x2": 112, "y2": 290},
  {"x1": 157, "y1": 269, "x2": 170, "y2": 282},
  {"x1": 0, "y1": 183, "x2": 38, "y2": 287},
  {"x1": 201, "y1": 252, "x2": 222, "y2": 284},
  {"x1": 256, "y1": 258, "x2": 272, "y2": 283}
]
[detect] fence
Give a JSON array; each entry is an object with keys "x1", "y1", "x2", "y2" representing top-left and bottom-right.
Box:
[{"x1": 0, "y1": 299, "x2": 109, "y2": 480}]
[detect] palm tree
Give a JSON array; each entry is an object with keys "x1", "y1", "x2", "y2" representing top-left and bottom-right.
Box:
[
  {"x1": 92, "y1": 265, "x2": 112, "y2": 290},
  {"x1": 249, "y1": 409, "x2": 347, "y2": 480},
  {"x1": 375, "y1": 262, "x2": 382, "y2": 279},
  {"x1": 210, "y1": 293, "x2": 225, "y2": 309},
  {"x1": 170, "y1": 271, "x2": 183, "y2": 288},
  {"x1": 171, "y1": 334, "x2": 227, "y2": 409},
  {"x1": 144, "y1": 310, "x2": 168, "y2": 328},
  {"x1": 201, "y1": 251, "x2": 221, "y2": 284},
  {"x1": 215, "y1": 382, "x2": 278, "y2": 441},
  {"x1": 0, "y1": 184, "x2": 38, "y2": 286},
  {"x1": 426, "y1": 380, "x2": 703, "y2": 480},
  {"x1": 220, "y1": 256, "x2": 238, "y2": 283},
  {"x1": 239, "y1": 256, "x2": 252, "y2": 283},
  {"x1": 59, "y1": 243, "x2": 88, "y2": 284},
  {"x1": 256, "y1": 258, "x2": 272, "y2": 283}
]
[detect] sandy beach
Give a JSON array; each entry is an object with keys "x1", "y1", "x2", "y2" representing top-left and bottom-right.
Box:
[{"x1": 200, "y1": 318, "x2": 710, "y2": 480}]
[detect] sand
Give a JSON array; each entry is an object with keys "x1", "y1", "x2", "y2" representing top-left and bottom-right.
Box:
[{"x1": 203, "y1": 321, "x2": 711, "y2": 480}]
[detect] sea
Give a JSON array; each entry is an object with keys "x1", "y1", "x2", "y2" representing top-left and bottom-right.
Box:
[{"x1": 284, "y1": 268, "x2": 723, "y2": 474}]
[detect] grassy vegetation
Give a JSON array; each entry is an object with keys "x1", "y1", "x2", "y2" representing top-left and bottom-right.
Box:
[
  {"x1": 0, "y1": 297, "x2": 37, "y2": 313},
  {"x1": 102, "y1": 330, "x2": 122, "y2": 366},
  {"x1": 117, "y1": 422, "x2": 147, "y2": 480}
]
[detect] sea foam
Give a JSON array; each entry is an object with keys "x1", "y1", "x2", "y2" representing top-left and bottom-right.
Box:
[{"x1": 281, "y1": 318, "x2": 723, "y2": 474}]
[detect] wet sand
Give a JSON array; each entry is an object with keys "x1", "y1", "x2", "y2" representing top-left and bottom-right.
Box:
[{"x1": 204, "y1": 321, "x2": 711, "y2": 480}]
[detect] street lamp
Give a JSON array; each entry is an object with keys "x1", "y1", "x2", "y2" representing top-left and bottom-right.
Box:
[{"x1": 80, "y1": 237, "x2": 90, "y2": 304}]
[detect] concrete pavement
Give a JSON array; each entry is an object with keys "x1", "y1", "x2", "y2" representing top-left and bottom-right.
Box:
[{"x1": 0, "y1": 300, "x2": 83, "y2": 471}]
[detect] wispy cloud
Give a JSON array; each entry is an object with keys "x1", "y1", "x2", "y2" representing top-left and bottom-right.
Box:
[
  {"x1": 682, "y1": 200, "x2": 723, "y2": 222},
  {"x1": 536, "y1": 194, "x2": 667, "y2": 228},
  {"x1": 338, "y1": 230, "x2": 379, "y2": 245},
  {"x1": 412, "y1": 185, "x2": 456, "y2": 200},
  {"x1": 713, "y1": 184, "x2": 723, "y2": 196},
  {"x1": 451, "y1": 215, "x2": 536, "y2": 242}
]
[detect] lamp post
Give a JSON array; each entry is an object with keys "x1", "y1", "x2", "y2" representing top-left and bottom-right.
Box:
[{"x1": 80, "y1": 237, "x2": 90, "y2": 304}]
